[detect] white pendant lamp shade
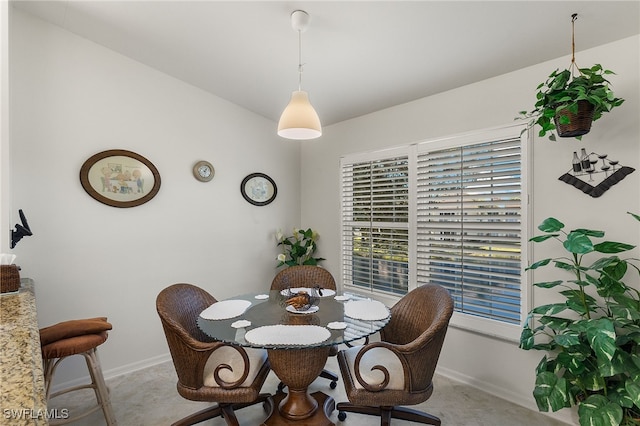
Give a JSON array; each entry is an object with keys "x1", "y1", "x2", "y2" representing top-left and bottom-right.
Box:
[
  {"x1": 277, "y1": 10, "x2": 322, "y2": 140},
  {"x1": 277, "y1": 90, "x2": 322, "y2": 140}
]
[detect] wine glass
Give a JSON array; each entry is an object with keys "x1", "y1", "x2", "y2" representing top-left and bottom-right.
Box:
[
  {"x1": 609, "y1": 159, "x2": 619, "y2": 171},
  {"x1": 598, "y1": 153, "x2": 608, "y2": 169},
  {"x1": 586, "y1": 169, "x2": 595, "y2": 182}
]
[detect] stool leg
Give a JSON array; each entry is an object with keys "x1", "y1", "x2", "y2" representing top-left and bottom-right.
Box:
[
  {"x1": 84, "y1": 348, "x2": 118, "y2": 426},
  {"x1": 43, "y1": 357, "x2": 65, "y2": 400},
  {"x1": 44, "y1": 350, "x2": 117, "y2": 426}
]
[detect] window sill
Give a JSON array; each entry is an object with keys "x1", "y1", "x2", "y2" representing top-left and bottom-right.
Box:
[{"x1": 343, "y1": 285, "x2": 522, "y2": 343}]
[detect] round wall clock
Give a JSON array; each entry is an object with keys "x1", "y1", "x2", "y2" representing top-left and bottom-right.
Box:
[
  {"x1": 193, "y1": 161, "x2": 215, "y2": 182},
  {"x1": 240, "y1": 173, "x2": 277, "y2": 206}
]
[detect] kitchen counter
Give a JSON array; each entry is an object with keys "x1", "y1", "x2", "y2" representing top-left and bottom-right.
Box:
[{"x1": 0, "y1": 278, "x2": 48, "y2": 425}]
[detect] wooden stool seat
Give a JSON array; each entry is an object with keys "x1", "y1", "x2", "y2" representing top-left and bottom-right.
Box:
[
  {"x1": 42, "y1": 331, "x2": 107, "y2": 359},
  {"x1": 40, "y1": 318, "x2": 117, "y2": 425}
]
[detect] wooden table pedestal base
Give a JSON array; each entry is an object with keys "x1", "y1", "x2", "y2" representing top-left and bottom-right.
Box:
[
  {"x1": 262, "y1": 347, "x2": 335, "y2": 425},
  {"x1": 262, "y1": 391, "x2": 335, "y2": 426}
]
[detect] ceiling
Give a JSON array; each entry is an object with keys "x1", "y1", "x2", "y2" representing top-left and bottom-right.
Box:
[{"x1": 12, "y1": 1, "x2": 640, "y2": 127}]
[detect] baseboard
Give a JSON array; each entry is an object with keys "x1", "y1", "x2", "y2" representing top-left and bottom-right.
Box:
[
  {"x1": 436, "y1": 365, "x2": 576, "y2": 425},
  {"x1": 50, "y1": 353, "x2": 172, "y2": 394},
  {"x1": 102, "y1": 353, "x2": 171, "y2": 381}
]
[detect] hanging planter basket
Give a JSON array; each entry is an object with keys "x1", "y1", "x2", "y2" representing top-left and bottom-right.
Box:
[
  {"x1": 517, "y1": 14, "x2": 624, "y2": 141},
  {"x1": 554, "y1": 100, "x2": 595, "y2": 138}
]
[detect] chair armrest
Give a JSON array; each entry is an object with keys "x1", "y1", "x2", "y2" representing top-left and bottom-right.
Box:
[
  {"x1": 204, "y1": 345, "x2": 253, "y2": 389},
  {"x1": 161, "y1": 321, "x2": 253, "y2": 390},
  {"x1": 352, "y1": 341, "x2": 410, "y2": 392},
  {"x1": 381, "y1": 319, "x2": 445, "y2": 355}
]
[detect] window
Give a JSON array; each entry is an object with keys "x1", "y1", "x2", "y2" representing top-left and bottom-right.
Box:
[
  {"x1": 340, "y1": 125, "x2": 530, "y2": 339},
  {"x1": 341, "y1": 149, "x2": 409, "y2": 296}
]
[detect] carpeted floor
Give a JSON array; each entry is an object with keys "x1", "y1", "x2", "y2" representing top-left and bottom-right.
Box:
[{"x1": 47, "y1": 356, "x2": 571, "y2": 425}]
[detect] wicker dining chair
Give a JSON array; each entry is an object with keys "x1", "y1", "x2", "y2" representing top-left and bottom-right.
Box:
[
  {"x1": 336, "y1": 283, "x2": 454, "y2": 425},
  {"x1": 156, "y1": 283, "x2": 271, "y2": 426},
  {"x1": 271, "y1": 265, "x2": 340, "y2": 390}
]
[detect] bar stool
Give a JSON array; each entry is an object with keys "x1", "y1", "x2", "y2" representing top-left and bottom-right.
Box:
[{"x1": 39, "y1": 317, "x2": 117, "y2": 425}]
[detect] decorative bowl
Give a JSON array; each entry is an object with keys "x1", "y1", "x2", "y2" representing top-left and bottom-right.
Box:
[{"x1": 282, "y1": 287, "x2": 320, "y2": 312}]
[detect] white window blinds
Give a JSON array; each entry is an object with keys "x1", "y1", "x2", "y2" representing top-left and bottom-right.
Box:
[
  {"x1": 416, "y1": 137, "x2": 522, "y2": 324},
  {"x1": 340, "y1": 124, "x2": 528, "y2": 336},
  {"x1": 341, "y1": 154, "x2": 409, "y2": 295}
]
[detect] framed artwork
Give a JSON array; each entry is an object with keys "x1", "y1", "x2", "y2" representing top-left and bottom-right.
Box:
[
  {"x1": 80, "y1": 149, "x2": 161, "y2": 208},
  {"x1": 240, "y1": 172, "x2": 277, "y2": 206}
]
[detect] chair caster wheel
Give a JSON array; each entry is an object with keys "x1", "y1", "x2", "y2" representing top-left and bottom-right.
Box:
[
  {"x1": 330, "y1": 380, "x2": 337, "y2": 389},
  {"x1": 338, "y1": 411, "x2": 347, "y2": 421}
]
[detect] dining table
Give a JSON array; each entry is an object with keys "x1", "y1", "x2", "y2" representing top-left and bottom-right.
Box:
[{"x1": 196, "y1": 288, "x2": 390, "y2": 426}]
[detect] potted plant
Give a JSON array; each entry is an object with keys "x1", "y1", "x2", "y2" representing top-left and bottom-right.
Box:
[
  {"x1": 520, "y1": 214, "x2": 640, "y2": 426},
  {"x1": 519, "y1": 64, "x2": 624, "y2": 141},
  {"x1": 275, "y1": 227, "x2": 325, "y2": 267}
]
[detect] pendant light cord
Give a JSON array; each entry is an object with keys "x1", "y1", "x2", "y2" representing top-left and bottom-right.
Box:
[
  {"x1": 297, "y1": 28, "x2": 303, "y2": 91},
  {"x1": 570, "y1": 13, "x2": 579, "y2": 76}
]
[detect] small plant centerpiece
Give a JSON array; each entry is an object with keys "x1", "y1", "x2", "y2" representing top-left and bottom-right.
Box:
[
  {"x1": 520, "y1": 214, "x2": 640, "y2": 426},
  {"x1": 518, "y1": 14, "x2": 624, "y2": 141},
  {"x1": 276, "y1": 227, "x2": 325, "y2": 267}
]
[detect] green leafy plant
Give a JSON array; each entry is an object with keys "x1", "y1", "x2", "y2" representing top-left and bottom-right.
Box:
[
  {"x1": 520, "y1": 214, "x2": 640, "y2": 425},
  {"x1": 518, "y1": 64, "x2": 624, "y2": 141},
  {"x1": 276, "y1": 227, "x2": 325, "y2": 267}
]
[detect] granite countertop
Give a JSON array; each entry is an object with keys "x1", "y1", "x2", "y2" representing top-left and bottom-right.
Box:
[{"x1": 0, "y1": 278, "x2": 48, "y2": 425}]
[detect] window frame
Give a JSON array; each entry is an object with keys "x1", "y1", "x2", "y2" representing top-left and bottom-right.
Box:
[{"x1": 340, "y1": 124, "x2": 531, "y2": 341}]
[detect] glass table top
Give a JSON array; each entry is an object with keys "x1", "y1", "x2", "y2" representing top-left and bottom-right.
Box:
[{"x1": 197, "y1": 290, "x2": 390, "y2": 349}]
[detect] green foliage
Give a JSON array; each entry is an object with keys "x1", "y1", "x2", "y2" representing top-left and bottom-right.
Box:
[
  {"x1": 275, "y1": 227, "x2": 325, "y2": 267},
  {"x1": 521, "y1": 213, "x2": 640, "y2": 425},
  {"x1": 518, "y1": 64, "x2": 625, "y2": 141}
]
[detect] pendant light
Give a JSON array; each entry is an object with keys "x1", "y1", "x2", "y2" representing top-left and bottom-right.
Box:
[{"x1": 277, "y1": 10, "x2": 322, "y2": 140}]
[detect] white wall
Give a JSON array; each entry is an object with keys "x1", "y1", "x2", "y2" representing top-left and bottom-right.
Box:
[
  {"x1": 9, "y1": 9, "x2": 301, "y2": 384},
  {"x1": 303, "y1": 35, "x2": 640, "y2": 423},
  {"x1": 1, "y1": 1, "x2": 10, "y2": 253}
]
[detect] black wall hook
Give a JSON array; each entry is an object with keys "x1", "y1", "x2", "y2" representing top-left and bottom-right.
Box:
[{"x1": 10, "y1": 209, "x2": 33, "y2": 249}]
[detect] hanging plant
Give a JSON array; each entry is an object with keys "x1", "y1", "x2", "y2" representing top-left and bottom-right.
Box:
[{"x1": 518, "y1": 14, "x2": 624, "y2": 141}]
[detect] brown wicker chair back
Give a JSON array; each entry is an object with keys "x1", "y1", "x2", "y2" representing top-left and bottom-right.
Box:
[
  {"x1": 156, "y1": 283, "x2": 271, "y2": 426},
  {"x1": 381, "y1": 283, "x2": 454, "y2": 392},
  {"x1": 270, "y1": 266, "x2": 340, "y2": 391},
  {"x1": 336, "y1": 283, "x2": 454, "y2": 425},
  {"x1": 156, "y1": 283, "x2": 218, "y2": 390},
  {"x1": 270, "y1": 265, "x2": 337, "y2": 291}
]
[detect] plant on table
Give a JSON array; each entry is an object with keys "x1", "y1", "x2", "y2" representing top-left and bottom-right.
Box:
[
  {"x1": 275, "y1": 227, "x2": 325, "y2": 267},
  {"x1": 520, "y1": 214, "x2": 640, "y2": 426}
]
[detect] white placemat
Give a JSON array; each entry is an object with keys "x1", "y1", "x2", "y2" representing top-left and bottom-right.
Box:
[
  {"x1": 344, "y1": 300, "x2": 390, "y2": 321},
  {"x1": 199, "y1": 299, "x2": 252, "y2": 320},
  {"x1": 280, "y1": 287, "x2": 336, "y2": 298},
  {"x1": 244, "y1": 325, "x2": 331, "y2": 346},
  {"x1": 327, "y1": 321, "x2": 347, "y2": 330}
]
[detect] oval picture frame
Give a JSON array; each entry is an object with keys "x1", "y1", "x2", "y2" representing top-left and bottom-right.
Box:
[
  {"x1": 80, "y1": 149, "x2": 161, "y2": 208},
  {"x1": 240, "y1": 173, "x2": 277, "y2": 206}
]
